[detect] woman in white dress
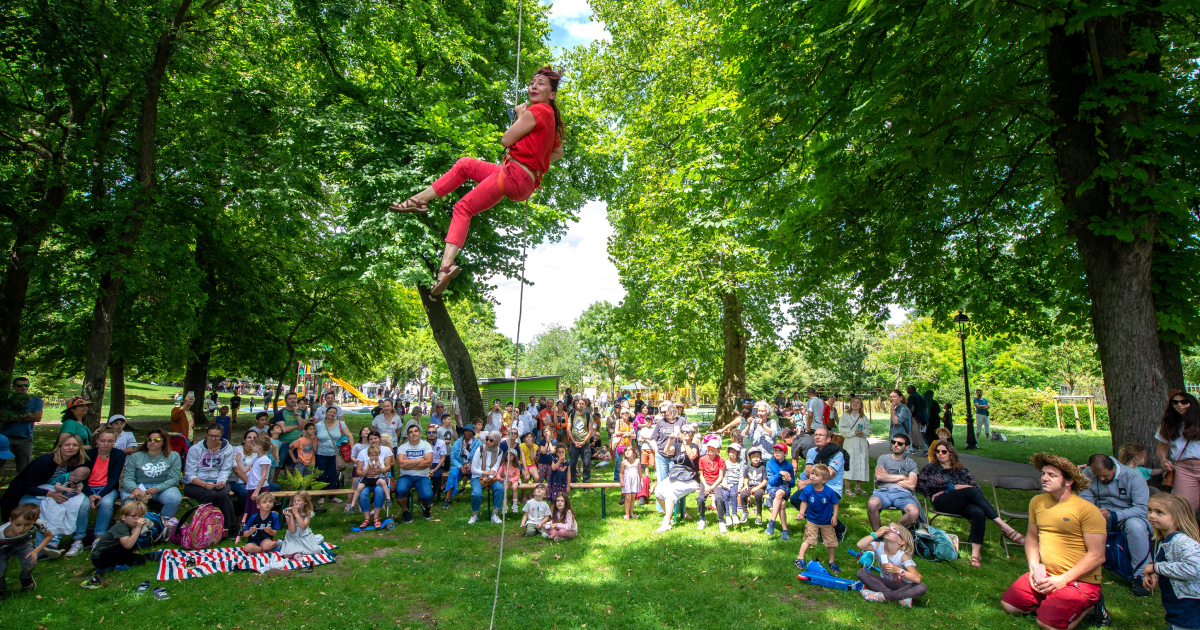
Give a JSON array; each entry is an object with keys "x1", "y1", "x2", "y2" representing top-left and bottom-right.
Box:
[{"x1": 839, "y1": 396, "x2": 871, "y2": 496}]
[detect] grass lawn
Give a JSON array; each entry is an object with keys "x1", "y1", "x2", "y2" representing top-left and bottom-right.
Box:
[{"x1": 1, "y1": 421, "x2": 1164, "y2": 629}]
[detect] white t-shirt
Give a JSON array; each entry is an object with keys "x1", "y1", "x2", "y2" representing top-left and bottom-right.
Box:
[
  {"x1": 516, "y1": 412, "x2": 536, "y2": 438},
  {"x1": 638, "y1": 427, "x2": 655, "y2": 454},
  {"x1": 523, "y1": 498, "x2": 550, "y2": 522},
  {"x1": 372, "y1": 413, "x2": 403, "y2": 445},
  {"x1": 485, "y1": 411, "x2": 505, "y2": 433},
  {"x1": 430, "y1": 439, "x2": 447, "y2": 465},
  {"x1": 1155, "y1": 430, "x2": 1200, "y2": 462},
  {"x1": 314, "y1": 405, "x2": 344, "y2": 422},
  {"x1": 396, "y1": 440, "x2": 433, "y2": 477},
  {"x1": 355, "y1": 446, "x2": 393, "y2": 473},
  {"x1": 244, "y1": 454, "x2": 273, "y2": 489},
  {"x1": 114, "y1": 431, "x2": 137, "y2": 451}
]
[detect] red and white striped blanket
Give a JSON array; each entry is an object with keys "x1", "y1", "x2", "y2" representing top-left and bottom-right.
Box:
[{"x1": 155, "y1": 543, "x2": 338, "y2": 581}]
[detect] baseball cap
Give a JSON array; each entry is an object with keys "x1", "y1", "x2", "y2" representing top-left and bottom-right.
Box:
[
  {"x1": 726, "y1": 443, "x2": 743, "y2": 454},
  {"x1": 772, "y1": 442, "x2": 788, "y2": 452}
]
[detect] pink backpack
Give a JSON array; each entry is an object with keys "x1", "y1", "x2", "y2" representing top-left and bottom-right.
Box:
[{"x1": 170, "y1": 504, "x2": 225, "y2": 550}]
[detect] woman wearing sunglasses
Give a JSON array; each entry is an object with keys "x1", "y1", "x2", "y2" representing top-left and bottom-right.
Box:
[
  {"x1": 119, "y1": 428, "x2": 183, "y2": 518},
  {"x1": 916, "y1": 442, "x2": 1024, "y2": 567},
  {"x1": 1157, "y1": 392, "x2": 1200, "y2": 511}
]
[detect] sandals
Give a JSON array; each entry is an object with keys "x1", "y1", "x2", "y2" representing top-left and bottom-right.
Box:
[
  {"x1": 359, "y1": 518, "x2": 371, "y2": 529},
  {"x1": 373, "y1": 518, "x2": 383, "y2": 529},
  {"x1": 1003, "y1": 528, "x2": 1025, "y2": 545},
  {"x1": 431, "y1": 264, "x2": 461, "y2": 296},
  {"x1": 969, "y1": 556, "x2": 982, "y2": 568},
  {"x1": 389, "y1": 197, "x2": 428, "y2": 213}
]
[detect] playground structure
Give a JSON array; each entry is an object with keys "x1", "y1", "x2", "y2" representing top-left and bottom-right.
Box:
[
  {"x1": 478, "y1": 375, "x2": 561, "y2": 406},
  {"x1": 1051, "y1": 394, "x2": 1097, "y2": 431}
]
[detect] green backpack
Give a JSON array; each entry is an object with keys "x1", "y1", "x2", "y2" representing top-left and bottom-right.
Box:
[{"x1": 914, "y1": 523, "x2": 959, "y2": 562}]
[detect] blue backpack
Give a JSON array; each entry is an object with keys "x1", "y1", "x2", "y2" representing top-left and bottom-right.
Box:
[
  {"x1": 914, "y1": 524, "x2": 960, "y2": 562},
  {"x1": 135, "y1": 511, "x2": 165, "y2": 549}
]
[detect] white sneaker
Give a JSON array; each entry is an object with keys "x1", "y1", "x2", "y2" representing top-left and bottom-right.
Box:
[
  {"x1": 719, "y1": 523, "x2": 728, "y2": 533},
  {"x1": 65, "y1": 540, "x2": 84, "y2": 557},
  {"x1": 696, "y1": 520, "x2": 706, "y2": 531},
  {"x1": 541, "y1": 532, "x2": 550, "y2": 538},
  {"x1": 725, "y1": 514, "x2": 734, "y2": 527},
  {"x1": 654, "y1": 523, "x2": 672, "y2": 533},
  {"x1": 468, "y1": 514, "x2": 478, "y2": 524},
  {"x1": 512, "y1": 503, "x2": 520, "y2": 514},
  {"x1": 491, "y1": 514, "x2": 503, "y2": 524}
]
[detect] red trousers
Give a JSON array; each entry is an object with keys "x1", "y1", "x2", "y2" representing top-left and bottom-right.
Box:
[{"x1": 432, "y1": 157, "x2": 535, "y2": 248}]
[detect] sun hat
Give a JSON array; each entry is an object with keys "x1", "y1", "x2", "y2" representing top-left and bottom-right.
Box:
[
  {"x1": 65, "y1": 396, "x2": 92, "y2": 408},
  {"x1": 1030, "y1": 452, "x2": 1090, "y2": 492}
]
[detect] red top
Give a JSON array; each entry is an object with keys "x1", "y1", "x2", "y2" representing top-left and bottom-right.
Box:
[
  {"x1": 88, "y1": 455, "x2": 109, "y2": 487},
  {"x1": 509, "y1": 102, "x2": 561, "y2": 180},
  {"x1": 699, "y1": 455, "x2": 725, "y2": 484}
]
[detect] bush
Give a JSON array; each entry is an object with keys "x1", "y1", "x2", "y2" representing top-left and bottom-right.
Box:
[{"x1": 979, "y1": 387, "x2": 1056, "y2": 427}]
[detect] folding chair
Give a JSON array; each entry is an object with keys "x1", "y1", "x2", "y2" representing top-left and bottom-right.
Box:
[
  {"x1": 920, "y1": 494, "x2": 971, "y2": 527},
  {"x1": 991, "y1": 475, "x2": 1041, "y2": 558}
]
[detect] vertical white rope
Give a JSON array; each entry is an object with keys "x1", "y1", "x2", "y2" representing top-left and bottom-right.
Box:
[{"x1": 489, "y1": 2, "x2": 524, "y2": 629}]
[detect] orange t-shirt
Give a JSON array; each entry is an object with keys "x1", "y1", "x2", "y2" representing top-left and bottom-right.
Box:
[
  {"x1": 509, "y1": 102, "x2": 561, "y2": 178},
  {"x1": 1030, "y1": 492, "x2": 1106, "y2": 584},
  {"x1": 87, "y1": 456, "x2": 109, "y2": 487}
]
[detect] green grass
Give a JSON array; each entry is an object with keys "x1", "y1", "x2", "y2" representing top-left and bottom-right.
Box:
[{"x1": 1, "y1": 415, "x2": 1157, "y2": 628}]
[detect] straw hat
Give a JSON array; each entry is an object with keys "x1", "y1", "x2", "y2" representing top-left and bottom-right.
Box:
[{"x1": 1030, "y1": 452, "x2": 1090, "y2": 493}]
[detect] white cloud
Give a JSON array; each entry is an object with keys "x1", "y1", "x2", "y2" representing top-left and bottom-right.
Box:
[
  {"x1": 488, "y1": 200, "x2": 624, "y2": 342},
  {"x1": 547, "y1": 0, "x2": 593, "y2": 20},
  {"x1": 562, "y1": 20, "x2": 611, "y2": 42},
  {"x1": 542, "y1": 0, "x2": 610, "y2": 48}
]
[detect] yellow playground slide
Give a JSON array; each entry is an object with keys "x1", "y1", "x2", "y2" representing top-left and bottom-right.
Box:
[{"x1": 325, "y1": 374, "x2": 377, "y2": 406}]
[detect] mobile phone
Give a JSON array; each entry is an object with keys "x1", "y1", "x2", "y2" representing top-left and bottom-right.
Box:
[{"x1": 1032, "y1": 563, "x2": 1047, "y2": 582}]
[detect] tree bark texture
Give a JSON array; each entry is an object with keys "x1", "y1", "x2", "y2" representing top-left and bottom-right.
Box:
[
  {"x1": 1160, "y1": 340, "x2": 1185, "y2": 392},
  {"x1": 0, "y1": 215, "x2": 50, "y2": 376},
  {"x1": 1045, "y1": 14, "x2": 1167, "y2": 458},
  {"x1": 80, "y1": 1, "x2": 193, "y2": 428},
  {"x1": 183, "y1": 348, "x2": 211, "y2": 429},
  {"x1": 109, "y1": 359, "x2": 126, "y2": 418},
  {"x1": 716, "y1": 290, "x2": 747, "y2": 430},
  {"x1": 417, "y1": 285, "x2": 485, "y2": 424}
]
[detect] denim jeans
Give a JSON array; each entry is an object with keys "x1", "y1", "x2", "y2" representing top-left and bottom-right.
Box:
[
  {"x1": 654, "y1": 453, "x2": 673, "y2": 482},
  {"x1": 471, "y1": 478, "x2": 504, "y2": 512},
  {"x1": 0, "y1": 536, "x2": 34, "y2": 582},
  {"x1": 358, "y1": 486, "x2": 386, "y2": 512},
  {"x1": 76, "y1": 486, "x2": 118, "y2": 538},
  {"x1": 119, "y1": 487, "x2": 183, "y2": 518},
  {"x1": 569, "y1": 443, "x2": 592, "y2": 482},
  {"x1": 315, "y1": 454, "x2": 340, "y2": 488},
  {"x1": 395, "y1": 475, "x2": 433, "y2": 504},
  {"x1": 445, "y1": 466, "x2": 465, "y2": 499}
]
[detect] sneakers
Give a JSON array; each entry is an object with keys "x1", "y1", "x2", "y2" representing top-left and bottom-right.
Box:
[
  {"x1": 719, "y1": 523, "x2": 727, "y2": 533},
  {"x1": 1132, "y1": 577, "x2": 1151, "y2": 598},
  {"x1": 136, "y1": 580, "x2": 151, "y2": 593},
  {"x1": 442, "y1": 499, "x2": 452, "y2": 509},
  {"x1": 1089, "y1": 594, "x2": 1112, "y2": 627},
  {"x1": 898, "y1": 598, "x2": 913, "y2": 609},
  {"x1": 830, "y1": 562, "x2": 841, "y2": 574},
  {"x1": 421, "y1": 504, "x2": 432, "y2": 520},
  {"x1": 755, "y1": 516, "x2": 763, "y2": 526},
  {"x1": 80, "y1": 575, "x2": 104, "y2": 590},
  {"x1": 861, "y1": 589, "x2": 885, "y2": 603},
  {"x1": 491, "y1": 513, "x2": 503, "y2": 524},
  {"x1": 654, "y1": 522, "x2": 672, "y2": 534},
  {"x1": 402, "y1": 510, "x2": 413, "y2": 524},
  {"x1": 65, "y1": 540, "x2": 84, "y2": 557},
  {"x1": 541, "y1": 532, "x2": 551, "y2": 538},
  {"x1": 40, "y1": 546, "x2": 62, "y2": 561},
  {"x1": 20, "y1": 578, "x2": 34, "y2": 593},
  {"x1": 765, "y1": 520, "x2": 776, "y2": 536},
  {"x1": 636, "y1": 498, "x2": 647, "y2": 506},
  {"x1": 795, "y1": 558, "x2": 806, "y2": 570},
  {"x1": 780, "y1": 530, "x2": 791, "y2": 542},
  {"x1": 740, "y1": 512, "x2": 748, "y2": 524},
  {"x1": 468, "y1": 514, "x2": 478, "y2": 525},
  {"x1": 696, "y1": 520, "x2": 706, "y2": 531},
  {"x1": 512, "y1": 503, "x2": 520, "y2": 514}
]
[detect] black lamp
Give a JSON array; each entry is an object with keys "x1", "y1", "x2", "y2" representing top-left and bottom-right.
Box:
[{"x1": 953, "y1": 310, "x2": 977, "y2": 449}]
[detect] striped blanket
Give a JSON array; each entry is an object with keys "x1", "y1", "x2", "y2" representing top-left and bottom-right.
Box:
[{"x1": 155, "y1": 543, "x2": 338, "y2": 581}]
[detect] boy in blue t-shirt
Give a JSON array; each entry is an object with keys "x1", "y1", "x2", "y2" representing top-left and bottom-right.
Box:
[
  {"x1": 765, "y1": 443, "x2": 796, "y2": 541},
  {"x1": 214, "y1": 406, "x2": 232, "y2": 440},
  {"x1": 239, "y1": 492, "x2": 281, "y2": 554},
  {"x1": 796, "y1": 463, "x2": 841, "y2": 573}
]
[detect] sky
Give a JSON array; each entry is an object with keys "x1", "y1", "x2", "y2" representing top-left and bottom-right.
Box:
[{"x1": 488, "y1": 2, "x2": 903, "y2": 341}]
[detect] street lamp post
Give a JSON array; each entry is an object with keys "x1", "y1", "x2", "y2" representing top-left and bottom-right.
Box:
[{"x1": 953, "y1": 310, "x2": 978, "y2": 449}]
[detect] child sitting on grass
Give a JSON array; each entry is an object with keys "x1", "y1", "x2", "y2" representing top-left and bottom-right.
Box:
[
  {"x1": 1143, "y1": 493, "x2": 1200, "y2": 630},
  {"x1": 854, "y1": 523, "x2": 925, "y2": 608},
  {"x1": 0, "y1": 504, "x2": 57, "y2": 599},
  {"x1": 521, "y1": 484, "x2": 552, "y2": 537},
  {"x1": 280, "y1": 491, "x2": 325, "y2": 558},
  {"x1": 542, "y1": 493, "x2": 577, "y2": 541},
  {"x1": 1119, "y1": 443, "x2": 1163, "y2": 481},
  {"x1": 795, "y1": 463, "x2": 840, "y2": 573},
  {"x1": 621, "y1": 445, "x2": 642, "y2": 519},
  {"x1": 239, "y1": 492, "x2": 281, "y2": 554},
  {"x1": 82, "y1": 500, "x2": 162, "y2": 588}
]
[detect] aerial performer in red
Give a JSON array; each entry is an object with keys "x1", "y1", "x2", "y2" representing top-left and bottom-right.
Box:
[{"x1": 390, "y1": 66, "x2": 565, "y2": 296}]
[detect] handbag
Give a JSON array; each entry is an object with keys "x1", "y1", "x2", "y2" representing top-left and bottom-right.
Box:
[{"x1": 1164, "y1": 439, "x2": 1187, "y2": 488}]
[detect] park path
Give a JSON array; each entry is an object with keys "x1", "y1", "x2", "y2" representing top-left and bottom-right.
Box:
[{"x1": 865, "y1": 437, "x2": 1039, "y2": 485}]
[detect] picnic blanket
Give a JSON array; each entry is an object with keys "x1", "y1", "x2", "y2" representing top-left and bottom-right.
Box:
[{"x1": 155, "y1": 543, "x2": 338, "y2": 581}]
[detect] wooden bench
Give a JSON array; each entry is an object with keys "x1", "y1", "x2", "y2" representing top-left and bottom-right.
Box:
[{"x1": 516, "y1": 482, "x2": 623, "y2": 517}]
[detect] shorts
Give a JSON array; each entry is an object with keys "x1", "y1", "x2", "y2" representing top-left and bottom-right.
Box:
[
  {"x1": 766, "y1": 485, "x2": 789, "y2": 500},
  {"x1": 804, "y1": 521, "x2": 837, "y2": 547},
  {"x1": 872, "y1": 487, "x2": 919, "y2": 512},
  {"x1": 641, "y1": 448, "x2": 653, "y2": 468},
  {"x1": 1002, "y1": 573, "x2": 1101, "y2": 630}
]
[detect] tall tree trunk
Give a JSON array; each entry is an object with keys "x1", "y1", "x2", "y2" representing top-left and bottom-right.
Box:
[
  {"x1": 716, "y1": 290, "x2": 747, "y2": 430},
  {"x1": 183, "y1": 347, "x2": 211, "y2": 428},
  {"x1": 1046, "y1": 14, "x2": 1167, "y2": 458},
  {"x1": 416, "y1": 286, "x2": 485, "y2": 423},
  {"x1": 0, "y1": 213, "x2": 53, "y2": 376},
  {"x1": 1160, "y1": 340, "x2": 1185, "y2": 392},
  {"x1": 80, "y1": 0, "x2": 194, "y2": 428},
  {"x1": 109, "y1": 358, "x2": 126, "y2": 418}
]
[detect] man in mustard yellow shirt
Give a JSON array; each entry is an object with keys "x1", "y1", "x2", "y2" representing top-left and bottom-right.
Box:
[{"x1": 1001, "y1": 453, "x2": 1108, "y2": 629}]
